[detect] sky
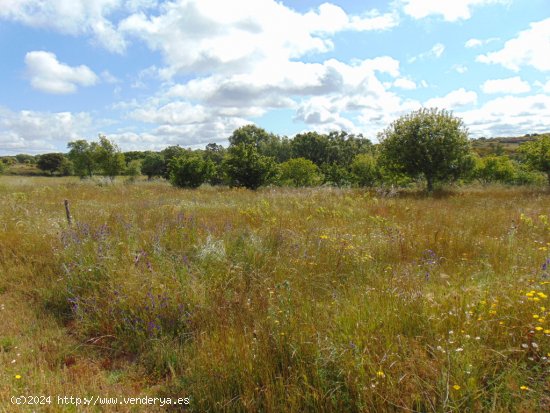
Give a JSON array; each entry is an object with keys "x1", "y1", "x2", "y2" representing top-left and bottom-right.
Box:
[{"x1": 0, "y1": 0, "x2": 549, "y2": 155}]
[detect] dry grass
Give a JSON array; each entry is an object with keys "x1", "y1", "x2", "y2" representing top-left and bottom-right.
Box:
[{"x1": 0, "y1": 176, "x2": 549, "y2": 412}]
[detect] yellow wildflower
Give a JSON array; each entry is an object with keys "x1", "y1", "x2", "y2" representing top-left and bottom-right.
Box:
[{"x1": 452, "y1": 384, "x2": 461, "y2": 391}]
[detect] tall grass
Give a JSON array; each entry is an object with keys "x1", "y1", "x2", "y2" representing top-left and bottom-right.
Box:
[{"x1": 1, "y1": 177, "x2": 548, "y2": 412}]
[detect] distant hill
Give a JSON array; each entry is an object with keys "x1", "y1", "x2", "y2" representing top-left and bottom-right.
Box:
[{"x1": 471, "y1": 133, "x2": 549, "y2": 158}]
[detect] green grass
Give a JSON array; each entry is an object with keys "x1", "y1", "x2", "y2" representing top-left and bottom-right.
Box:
[{"x1": 1, "y1": 177, "x2": 549, "y2": 412}]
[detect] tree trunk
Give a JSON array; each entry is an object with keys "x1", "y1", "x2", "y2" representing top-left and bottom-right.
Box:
[{"x1": 426, "y1": 176, "x2": 434, "y2": 192}]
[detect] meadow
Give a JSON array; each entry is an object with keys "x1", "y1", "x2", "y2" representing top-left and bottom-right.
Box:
[{"x1": 0, "y1": 176, "x2": 549, "y2": 412}]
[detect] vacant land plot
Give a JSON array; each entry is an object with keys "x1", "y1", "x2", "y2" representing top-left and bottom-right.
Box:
[{"x1": 0, "y1": 177, "x2": 548, "y2": 412}]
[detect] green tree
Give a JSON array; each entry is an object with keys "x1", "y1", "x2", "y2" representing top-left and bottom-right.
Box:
[
  {"x1": 161, "y1": 146, "x2": 187, "y2": 179},
  {"x1": 518, "y1": 134, "x2": 550, "y2": 185},
  {"x1": 125, "y1": 160, "x2": 142, "y2": 182},
  {"x1": 95, "y1": 135, "x2": 125, "y2": 181},
  {"x1": 67, "y1": 139, "x2": 97, "y2": 178},
  {"x1": 351, "y1": 153, "x2": 379, "y2": 187},
  {"x1": 204, "y1": 143, "x2": 227, "y2": 185},
  {"x1": 223, "y1": 144, "x2": 277, "y2": 190},
  {"x1": 291, "y1": 132, "x2": 330, "y2": 166},
  {"x1": 37, "y1": 153, "x2": 66, "y2": 175},
  {"x1": 141, "y1": 153, "x2": 166, "y2": 180},
  {"x1": 169, "y1": 153, "x2": 214, "y2": 188},
  {"x1": 279, "y1": 158, "x2": 322, "y2": 187},
  {"x1": 474, "y1": 155, "x2": 517, "y2": 184},
  {"x1": 0, "y1": 160, "x2": 5, "y2": 174},
  {"x1": 379, "y1": 108, "x2": 473, "y2": 192}
]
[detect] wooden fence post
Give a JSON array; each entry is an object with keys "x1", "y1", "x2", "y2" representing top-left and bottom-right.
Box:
[{"x1": 64, "y1": 199, "x2": 72, "y2": 226}]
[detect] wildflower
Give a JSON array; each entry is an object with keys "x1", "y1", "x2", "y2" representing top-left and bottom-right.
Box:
[
  {"x1": 452, "y1": 384, "x2": 461, "y2": 391},
  {"x1": 14, "y1": 375, "x2": 21, "y2": 380},
  {"x1": 319, "y1": 235, "x2": 329, "y2": 240},
  {"x1": 537, "y1": 292, "x2": 548, "y2": 299},
  {"x1": 533, "y1": 314, "x2": 539, "y2": 319},
  {"x1": 535, "y1": 327, "x2": 543, "y2": 331},
  {"x1": 376, "y1": 370, "x2": 385, "y2": 378},
  {"x1": 520, "y1": 385, "x2": 529, "y2": 391},
  {"x1": 544, "y1": 330, "x2": 550, "y2": 334}
]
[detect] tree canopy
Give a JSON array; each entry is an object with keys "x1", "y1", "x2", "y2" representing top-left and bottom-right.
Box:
[{"x1": 379, "y1": 108, "x2": 473, "y2": 191}]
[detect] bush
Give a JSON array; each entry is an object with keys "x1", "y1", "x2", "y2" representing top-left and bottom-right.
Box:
[
  {"x1": 169, "y1": 153, "x2": 214, "y2": 188},
  {"x1": 141, "y1": 153, "x2": 166, "y2": 180},
  {"x1": 350, "y1": 153, "x2": 379, "y2": 187},
  {"x1": 223, "y1": 144, "x2": 278, "y2": 190},
  {"x1": 279, "y1": 158, "x2": 322, "y2": 187}
]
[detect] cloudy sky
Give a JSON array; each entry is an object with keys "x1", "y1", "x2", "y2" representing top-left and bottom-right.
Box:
[{"x1": 0, "y1": 0, "x2": 549, "y2": 154}]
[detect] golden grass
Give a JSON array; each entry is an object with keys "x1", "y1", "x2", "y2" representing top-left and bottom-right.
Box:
[{"x1": 0, "y1": 176, "x2": 548, "y2": 412}]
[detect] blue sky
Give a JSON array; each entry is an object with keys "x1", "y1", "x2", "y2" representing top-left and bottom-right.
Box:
[{"x1": 0, "y1": 0, "x2": 549, "y2": 154}]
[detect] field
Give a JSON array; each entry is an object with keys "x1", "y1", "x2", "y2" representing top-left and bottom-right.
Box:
[{"x1": 0, "y1": 176, "x2": 549, "y2": 412}]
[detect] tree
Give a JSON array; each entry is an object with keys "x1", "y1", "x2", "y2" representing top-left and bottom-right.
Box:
[
  {"x1": 474, "y1": 155, "x2": 517, "y2": 184},
  {"x1": 379, "y1": 108, "x2": 473, "y2": 191},
  {"x1": 0, "y1": 160, "x2": 5, "y2": 175},
  {"x1": 279, "y1": 158, "x2": 322, "y2": 187},
  {"x1": 67, "y1": 140, "x2": 97, "y2": 178},
  {"x1": 223, "y1": 144, "x2": 277, "y2": 190},
  {"x1": 161, "y1": 146, "x2": 186, "y2": 179},
  {"x1": 125, "y1": 160, "x2": 142, "y2": 182},
  {"x1": 169, "y1": 153, "x2": 214, "y2": 188},
  {"x1": 518, "y1": 134, "x2": 550, "y2": 185},
  {"x1": 37, "y1": 153, "x2": 66, "y2": 175},
  {"x1": 95, "y1": 134, "x2": 126, "y2": 181},
  {"x1": 141, "y1": 153, "x2": 166, "y2": 180},
  {"x1": 351, "y1": 153, "x2": 379, "y2": 187},
  {"x1": 291, "y1": 132, "x2": 330, "y2": 166}
]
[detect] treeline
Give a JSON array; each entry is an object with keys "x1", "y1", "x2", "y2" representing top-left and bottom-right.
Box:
[{"x1": 1, "y1": 109, "x2": 549, "y2": 190}]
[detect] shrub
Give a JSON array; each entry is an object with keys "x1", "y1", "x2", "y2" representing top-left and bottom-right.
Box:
[
  {"x1": 279, "y1": 158, "x2": 322, "y2": 187},
  {"x1": 169, "y1": 153, "x2": 214, "y2": 188}
]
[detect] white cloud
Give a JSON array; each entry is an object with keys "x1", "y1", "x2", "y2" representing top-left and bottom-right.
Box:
[
  {"x1": 459, "y1": 94, "x2": 550, "y2": 137},
  {"x1": 464, "y1": 37, "x2": 499, "y2": 48},
  {"x1": 537, "y1": 80, "x2": 550, "y2": 93},
  {"x1": 481, "y1": 76, "x2": 531, "y2": 94},
  {"x1": 402, "y1": 0, "x2": 509, "y2": 22},
  {"x1": 409, "y1": 43, "x2": 445, "y2": 63},
  {"x1": 453, "y1": 64, "x2": 468, "y2": 74},
  {"x1": 119, "y1": 0, "x2": 398, "y2": 77},
  {"x1": 425, "y1": 88, "x2": 478, "y2": 109},
  {"x1": 393, "y1": 78, "x2": 417, "y2": 90},
  {"x1": 25, "y1": 51, "x2": 99, "y2": 94},
  {"x1": 0, "y1": 0, "x2": 128, "y2": 53},
  {"x1": 0, "y1": 107, "x2": 94, "y2": 154},
  {"x1": 476, "y1": 17, "x2": 550, "y2": 72}
]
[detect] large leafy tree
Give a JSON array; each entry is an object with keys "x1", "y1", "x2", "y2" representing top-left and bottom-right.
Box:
[
  {"x1": 37, "y1": 153, "x2": 66, "y2": 175},
  {"x1": 379, "y1": 108, "x2": 473, "y2": 191},
  {"x1": 518, "y1": 134, "x2": 550, "y2": 185},
  {"x1": 223, "y1": 144, "x2": 277, "y2": 190},
  {"x1": 141, "y1": 153, "x2": 166, "y2": 180},
  {"x1": 95, "y1": 135, "x2": 126, "y2": 181},
  {"x1": 67, "y1": 140, "x2": 98, "y2": 178}
]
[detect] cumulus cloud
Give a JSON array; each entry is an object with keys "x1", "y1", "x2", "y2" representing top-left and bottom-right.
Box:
[
  {"x1": 119, "y1": 0, "x2": 398, "y2": 77},
  {"x1": 425, "y1": 88, "x2": 478, "y2": 109},
  {"x1": 25, "y1": 51, "x2": 99, "y2": 94},
  {"x1": 401, "y1": 0, "x2": 510, "y2": 22},
  {"x1": 0, "y1": 107, "x2": 94, "y2": 154},
  {"x1": 459, "y1": 94, "x2": 550, "y2": 137},
  {"x1": 0, "y1": 0, "x2": 128, "y2": 52},
  {"x1": 393, "y1": 78, "x2": 417, "y2": 90},
  {"x1": 476, "y1": 17, "x2": 550, "y2": 72},
  {"x1": 481, "y1": 77, "x2": 531, "y2": 94}
]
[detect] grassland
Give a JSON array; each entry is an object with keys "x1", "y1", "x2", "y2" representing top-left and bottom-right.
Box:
[{"x1": 0, "y1": 176, "x2": 549, "y2": 412}]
